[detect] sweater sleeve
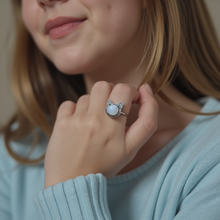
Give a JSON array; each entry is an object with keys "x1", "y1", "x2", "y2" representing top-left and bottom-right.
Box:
[{"x1": 32, "y1": 173, "x2": 112, "y2": 220}]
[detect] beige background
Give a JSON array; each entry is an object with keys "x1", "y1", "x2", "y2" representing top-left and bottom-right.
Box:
[{"x1": 0, "y1": 0, "x2": 220, "y2": 127}]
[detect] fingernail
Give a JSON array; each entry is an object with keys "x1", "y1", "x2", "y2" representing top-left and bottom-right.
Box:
[{"x1": 145, "y1": 83, "x2": 153, "y2": 95}]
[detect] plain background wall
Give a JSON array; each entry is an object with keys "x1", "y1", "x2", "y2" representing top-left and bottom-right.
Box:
[{"x1": 0, "y1": 0, "x2": 220, "y2": 127}]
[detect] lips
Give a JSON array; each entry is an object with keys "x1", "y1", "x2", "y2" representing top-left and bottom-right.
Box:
[{"x1": 45, "y1": 16, "x2": 87, "y2": 34}]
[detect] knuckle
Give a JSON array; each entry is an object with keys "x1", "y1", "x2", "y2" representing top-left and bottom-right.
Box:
[
  {"x1": 56, "y1": 117, "x2": 69, "y2": 131},
  {"x1": 125, "y1": 139, "x2": 137, "y2": 161},
  {"x1": 152, "y1": 100, "x2": 159, "y2": 112},
  {"x1": 143, "y1": 117, "x2": 157, "y2": 133},
  {"x1": 94, "y1": 81, "x2": 110, "y2": 90},
  {"x1": 87, "y1": 116, "x2": 102, "y2": 133},
  {"x1": 58, "y1": 100, "x2": 73, "y2": 111},
  {"x1": 72, "y1": 115, "x2": 84, "y2": 128},
  {"x1": 63, "y1": 100, "x2": 74, "y2": 105},
  {"x1": 115, "y1": 83, "x2": 133, "y2": 95},
  {"x1": 127, "y1": 150, "x2": 137, "y2": 163},
  {"x1": 77, "y1": 94, "x2": 89, "y2": 103},
  {"x1": 106, "y1": 129, "x2": 116, "y2": 140},
  {"x1": 81, "y1": 94, "x2": 90, "y2": 99}
]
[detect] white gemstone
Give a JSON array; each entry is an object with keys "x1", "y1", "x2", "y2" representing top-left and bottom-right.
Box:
[{"x1": 107, "y1": 105, "x2": 118, "y2": 116}]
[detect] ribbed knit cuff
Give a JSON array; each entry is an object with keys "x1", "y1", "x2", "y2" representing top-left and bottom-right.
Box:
[{"x1": 32, "y1": 173, "x2": 112, "y2": 220}]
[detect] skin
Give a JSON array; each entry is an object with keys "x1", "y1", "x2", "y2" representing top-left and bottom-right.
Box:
[{"x1": 21, "y1": 0, "x2": 202, "y2": 186}]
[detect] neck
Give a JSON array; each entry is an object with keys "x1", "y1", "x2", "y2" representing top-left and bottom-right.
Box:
[
  {"x1": 82, "y1": 62, "x2": 203, "y2": 176},
  {"x1": 83, "y1": 70, "x2": 202, "y2": 132}
]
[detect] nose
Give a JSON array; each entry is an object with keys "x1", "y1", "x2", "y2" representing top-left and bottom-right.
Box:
[{"x1": 37, "y1": 0, "x2": 68, "y2": 9}]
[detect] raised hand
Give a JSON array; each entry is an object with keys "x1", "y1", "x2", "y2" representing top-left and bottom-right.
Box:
[{"x1": 44, "y1": 81, "x2": 158, "y2": 188}]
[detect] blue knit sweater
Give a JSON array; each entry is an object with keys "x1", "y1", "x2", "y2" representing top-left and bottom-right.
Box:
[{"x1": 0, "y1": 96, "x2": 220, "y2": 220}]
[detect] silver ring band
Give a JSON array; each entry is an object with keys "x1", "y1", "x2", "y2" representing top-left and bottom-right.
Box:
[
  {"x1": 105, "y1": 99, "x2": 127, "y2": 119},
  {"x1": 120, "y1": 112, "x2": 127, "y2": 116}
]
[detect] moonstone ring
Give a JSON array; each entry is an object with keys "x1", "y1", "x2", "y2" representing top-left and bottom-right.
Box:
[{"x1": 105, "y1": 99, "x2": 127, "y2": 118}]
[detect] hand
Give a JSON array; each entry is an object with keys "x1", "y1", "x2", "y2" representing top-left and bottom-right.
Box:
[{"x1": 44, "y1": 81, "x2": 158, "y2": 188}]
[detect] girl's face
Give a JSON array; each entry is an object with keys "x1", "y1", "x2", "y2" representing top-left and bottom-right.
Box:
[{"x1": 21, "y1": 0, "x2": 145, "y2": 74}]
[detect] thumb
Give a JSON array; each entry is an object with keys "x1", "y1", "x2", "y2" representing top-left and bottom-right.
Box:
[{"x1": 125, "y1": 83, "x2": 158, "y2": 156}]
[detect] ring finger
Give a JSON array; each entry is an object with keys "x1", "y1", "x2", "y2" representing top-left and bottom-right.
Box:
[
  {"x1": 88, "y1": 81, "x2": 115, "y2": 115},
  {"x1": 107, "y1": 83, "x2": 139, "y2": 124}
]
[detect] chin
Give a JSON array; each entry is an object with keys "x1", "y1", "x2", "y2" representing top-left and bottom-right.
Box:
[
  {"x1": 52, "y1": 54, "x2": 85, "y2": 74},
  {"x1": 55, "y1": 64, "x2": 83, "y2": 75}
]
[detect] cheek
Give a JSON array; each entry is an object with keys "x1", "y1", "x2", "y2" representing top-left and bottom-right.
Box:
[
  {"x1": 82, "y1": 0, "x2": 143, "y2": 37},
  {"x1": 21, "y1": 0, "x2": 40, "y2": 36},
  {"x1": 21, "y1": 0, "x2": 50, "y2": 58}
]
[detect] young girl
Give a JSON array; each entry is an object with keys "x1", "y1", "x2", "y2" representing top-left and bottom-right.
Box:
[{"x1": 1, "y1": 0, "x2": 220, "y2": 219}]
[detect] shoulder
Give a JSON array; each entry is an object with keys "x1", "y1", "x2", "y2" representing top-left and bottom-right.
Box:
[
  {"x1": 0, "y1": 133, "x2": 15, "y2": 174},
  {"x1": 181, "y1": 96, "x2": 220, "y2": 154},
  {"x1": 191, "y1": 96, "x2": 220, "y2": 154},
  {"x1": 156, "y1": 98, "x2": 220, "y2": 218},
  {"x1": 163, "y1": 96, "x2": 220, "y2": 186},
  {"x1": 0, "y1": 123, "x2": 48, "y2": 172}
]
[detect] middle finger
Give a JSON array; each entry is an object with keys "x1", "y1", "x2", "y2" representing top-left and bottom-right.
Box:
[{"x1": 88, "y1": 81, "x2": 115, "y2": 114}]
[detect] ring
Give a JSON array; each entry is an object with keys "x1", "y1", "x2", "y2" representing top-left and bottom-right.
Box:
[{"x1": 105, "y1": 99, "x2": 127, "y2": 118}]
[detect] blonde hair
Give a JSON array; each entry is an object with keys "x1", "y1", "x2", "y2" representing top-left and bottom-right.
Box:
[{"x1": 1, "y1": 0, "x2": 220, "y2": 164}]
